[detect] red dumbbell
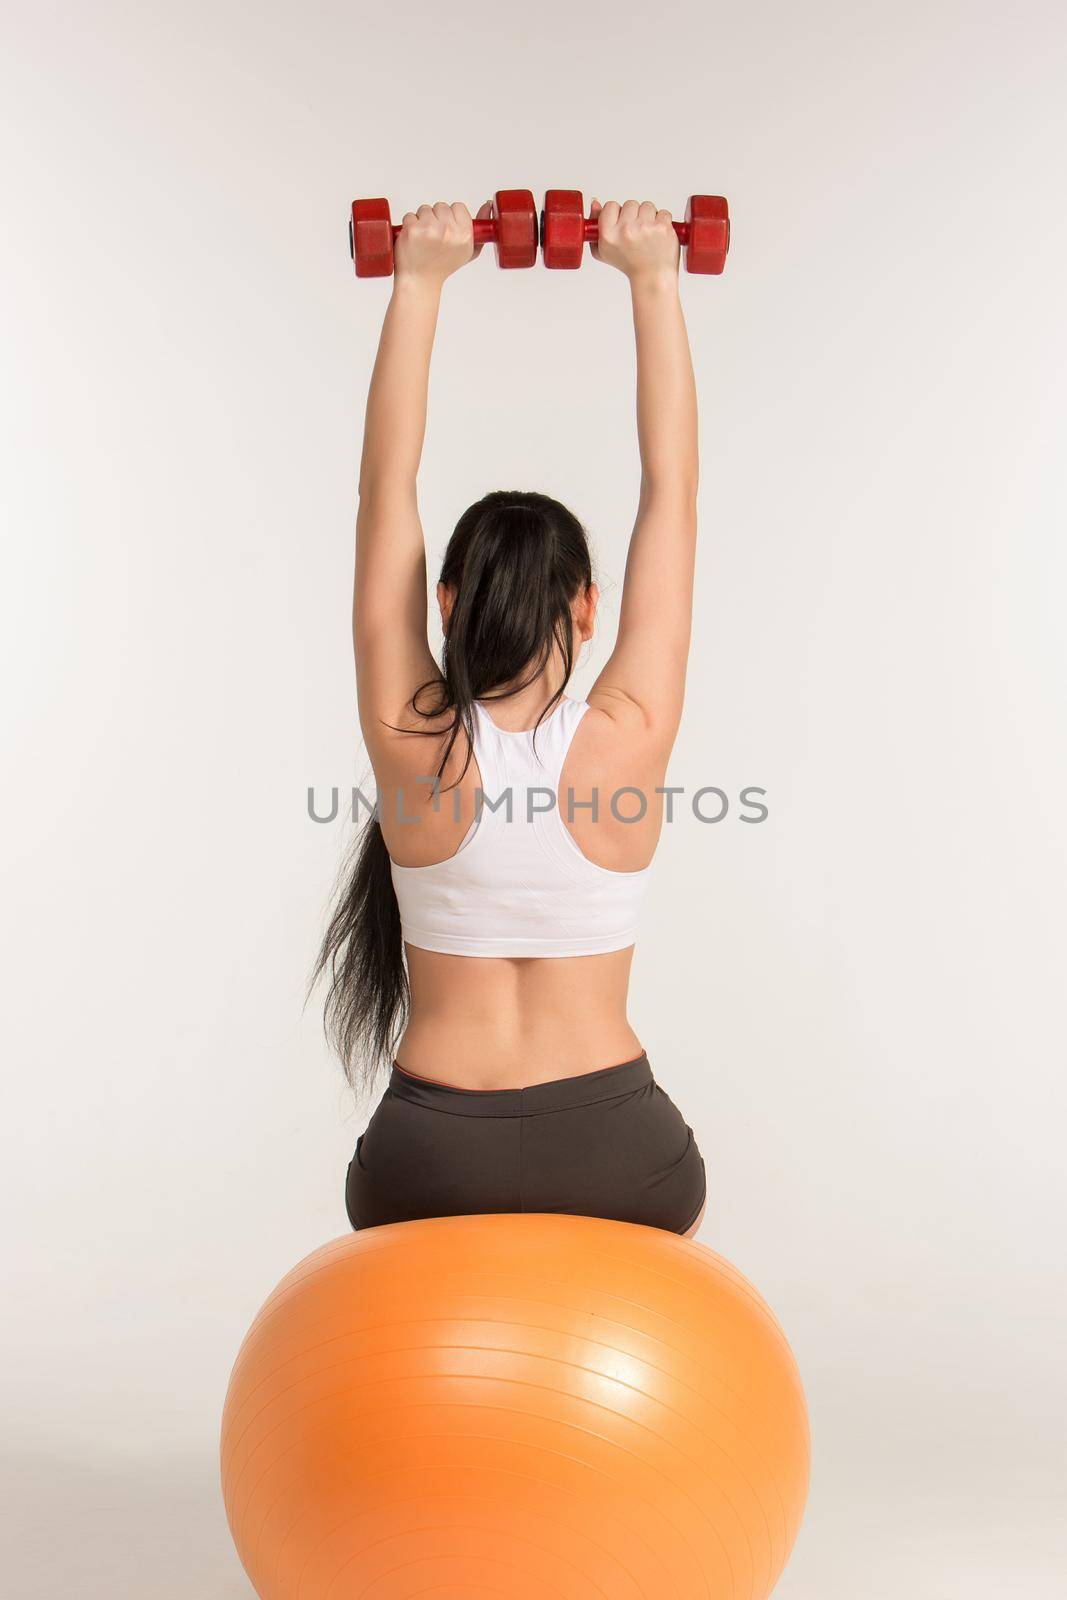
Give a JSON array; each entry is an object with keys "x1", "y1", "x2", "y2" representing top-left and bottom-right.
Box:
[
  {"x1": 349, "y1": 191, "x2": 539, "y2": 278},
  {"x1": 540, "y1": 192, "x2": 730, "y2": 274}
]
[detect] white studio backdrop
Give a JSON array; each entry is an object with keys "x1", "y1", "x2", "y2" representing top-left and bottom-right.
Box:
[{"x1": 2, "y1": 2, "x2": 1065, "y2": 1595}]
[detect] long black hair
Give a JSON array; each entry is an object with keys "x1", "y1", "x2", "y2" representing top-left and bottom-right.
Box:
[{"x1": 312, "y1": 490, "x2": 594, "y2": 1091}]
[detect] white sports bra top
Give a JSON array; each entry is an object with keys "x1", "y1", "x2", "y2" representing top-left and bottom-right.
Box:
[{"x1": 390, "y1": 696, "x2": 651, "y2": 958}]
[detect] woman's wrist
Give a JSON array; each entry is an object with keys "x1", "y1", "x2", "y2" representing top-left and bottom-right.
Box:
[
  {"x1": 391, "y1": 273, "x2": 445, "y2": 308},
  {"x1": 628, "y1": 268, "x2": 681, "y2": 299}
]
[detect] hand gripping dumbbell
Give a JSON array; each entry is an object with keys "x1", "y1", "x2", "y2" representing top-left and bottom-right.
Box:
[
  {"x1": 540, "y1": 191, "x2": 730, "y2": 274},
  {"x1": 349, "y1": 190, "x2": 538, "y2": 277}
]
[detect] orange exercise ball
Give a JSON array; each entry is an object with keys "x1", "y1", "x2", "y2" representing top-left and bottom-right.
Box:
[{"x1": 221, "y1": 1213, "x2": 810, "y2": 1599}]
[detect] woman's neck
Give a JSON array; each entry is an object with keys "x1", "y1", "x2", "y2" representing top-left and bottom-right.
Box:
[{"x1": 479, "y1": 667, "x2": 569, "y2": 731}]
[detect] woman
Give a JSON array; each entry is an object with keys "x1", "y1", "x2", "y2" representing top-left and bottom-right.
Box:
[{"x1": 316, "y1": 197, "x2": 708, "y2": 1238}]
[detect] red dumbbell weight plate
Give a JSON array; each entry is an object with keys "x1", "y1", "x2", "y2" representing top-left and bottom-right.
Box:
[
  {"x1": 685, "y1": 196, "x2": 730, "y2": 275},
  {"x1": 493, "y1": 189, "x2": 538, "y2": 269},
  {"x1": 541, "y1": 190, "x2": 585, "y2": 269},
  {"x1": 351, "y1": 198, "x2": 394, "y2": 278}
]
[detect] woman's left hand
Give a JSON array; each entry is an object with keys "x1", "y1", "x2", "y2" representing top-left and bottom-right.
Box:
[{"x1": 393, "y1": 201, "x2": 491, "y2": 286}]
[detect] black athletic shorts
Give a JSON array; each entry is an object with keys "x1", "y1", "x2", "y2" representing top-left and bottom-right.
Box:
[{"x1": 345, "y1": 1053, "x2": 707, "y2": 1235}]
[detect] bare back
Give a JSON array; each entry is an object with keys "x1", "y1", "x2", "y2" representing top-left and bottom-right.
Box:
[{"x1": 373, "y1": 693, "x2": 671, "y2": 1088}]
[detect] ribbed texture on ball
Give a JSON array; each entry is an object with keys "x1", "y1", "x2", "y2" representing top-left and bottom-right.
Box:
[{"x1": 221, "y1": 1214, "x2": 809, "y2": 1599}]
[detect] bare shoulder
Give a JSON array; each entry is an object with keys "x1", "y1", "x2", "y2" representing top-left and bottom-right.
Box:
[
  {"x1": 561, "y1": 693, "x2": 675, "y2": 870},
  {"x1": 567, "y1": 691, "x2": 676, "y2": 797},
  {"x1": 361, "y1": 673, "x2": 445, "y2": 747},
  {"x1": 362, "y1": 679, "x2": 472, "y2": 789},
  {"x1": 582, "y1": 685, "x2": 677, "y2": 762}
]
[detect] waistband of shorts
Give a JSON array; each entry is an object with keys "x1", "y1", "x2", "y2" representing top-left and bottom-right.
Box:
[{"x1": 387, "y1": 1053, "x2": 652, "y2": 1117}]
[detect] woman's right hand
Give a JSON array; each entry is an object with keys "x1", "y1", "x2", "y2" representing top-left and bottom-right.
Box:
[
  {"x1": 393, "y1": 201, "x2": 492, "y2": 287},
  {"x1": 590, "y1": 198, "x2": 680, "y2": 283}
]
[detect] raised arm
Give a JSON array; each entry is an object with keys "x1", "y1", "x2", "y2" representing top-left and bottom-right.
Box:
[
  {"x1": 353, "y1": 202, "x2": 485, "y2": 738},
  {"x1": 588, "y1": 199, "x2": 699, "y2": 746}
]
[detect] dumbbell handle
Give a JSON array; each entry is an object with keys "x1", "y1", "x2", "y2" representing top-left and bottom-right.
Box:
[
  {"x1": 582, "y1": 216, "x2": 693, "y2": 245},
  {"x1": 388, "y1": 215, "x2": 695, "y2": 245},
  {"x1": 385, "y1": 218, "x2": 502, "y2": 244}
]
